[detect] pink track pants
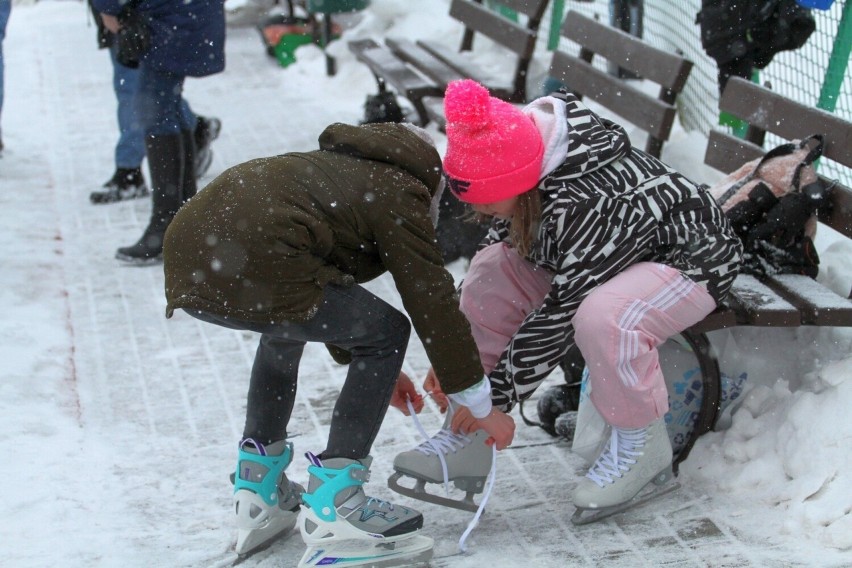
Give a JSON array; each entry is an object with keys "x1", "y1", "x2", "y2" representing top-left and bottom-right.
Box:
[{"x1": 459, "y1": 244, "x2": 716, "y2": 429}]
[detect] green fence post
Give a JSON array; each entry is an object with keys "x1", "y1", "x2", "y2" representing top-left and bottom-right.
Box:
[
  {"x1": 817, "y1": 0, "x2": 852, "y2": 113},
  {"x1": 548, "y1": 0, "x2": 565, "y2": 50}
]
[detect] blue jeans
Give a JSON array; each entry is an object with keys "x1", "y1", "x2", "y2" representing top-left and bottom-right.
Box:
[
  {"x1": 0, "y1": 0, "x2": 11, "y2": 131},
  {"x1": 109, "y1": 45, "x2": 146, "y2": 168},
  {"x1": 114, "y1": 53, "x2": 197, "y2": 164},
  {"x1": 186, "y1": 284, "x2": 412, "y2": 460}
]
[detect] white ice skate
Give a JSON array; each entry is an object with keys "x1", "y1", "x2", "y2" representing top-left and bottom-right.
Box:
[
  {"x1": 298, "y1": 453, "x2": 433, "y2": 568},
  {"x1": 571, "y1": 417, "x2": 680, "y2": 525},
  {"x1": 233, "y1": 439, "x2": 304, "y2": 557},
  {"x1": 388, "y1": 409, "x2": 493, "y2": 512}
]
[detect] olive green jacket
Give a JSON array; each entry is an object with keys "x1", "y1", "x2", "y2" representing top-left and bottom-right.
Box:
[{"x1": 163, "y1": 122, "x2": 483, "y2": 394}]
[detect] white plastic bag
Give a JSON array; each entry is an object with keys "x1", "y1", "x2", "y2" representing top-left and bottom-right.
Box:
[
  {"x1": 571, "y1": 368, "x2": 608, "y2": 465},
  {"x1": 570, "y1": 334, "x2": 748, "y2": 464}
]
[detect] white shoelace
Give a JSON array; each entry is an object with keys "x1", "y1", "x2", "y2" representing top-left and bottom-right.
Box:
[
  {"x1": 586, "y1": 426, "x2": 645, "y2": 487},
  {"x1": 405, "y1": 397, "x2": 496, "y2": 553}
]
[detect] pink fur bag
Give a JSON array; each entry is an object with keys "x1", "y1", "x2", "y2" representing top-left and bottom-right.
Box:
[{"x1": 707, "y1": 134, "x2": 829, "y2": 277}]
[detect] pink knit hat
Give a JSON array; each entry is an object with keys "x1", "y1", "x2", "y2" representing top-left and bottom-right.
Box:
[{"x1": 443, "y1": 80, "x2": 544, "y2": 204}]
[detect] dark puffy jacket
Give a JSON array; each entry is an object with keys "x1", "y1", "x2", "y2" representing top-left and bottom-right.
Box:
[
  {"x1": 91, "y1": 0, "x2": 225, "y2": 77},
  {"x1": 163, "y1": 122, "x2": 484, "y2": 395}
]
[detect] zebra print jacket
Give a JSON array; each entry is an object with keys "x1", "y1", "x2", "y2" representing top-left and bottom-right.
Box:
[{"x1": 482, "y1": 91, "x2": 743, "y2": 411}]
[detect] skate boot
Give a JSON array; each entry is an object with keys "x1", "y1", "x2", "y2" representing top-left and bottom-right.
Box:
[
  {"x1": 571, "y1": 417, "x2": 679, "y2": 524},
  {"x1": 233, "y1": 439, "x2": 304, "y2": 557},
  {"x1": 389, "y1": 409, "x2": 493, "y2": 512},
  {"x1": 298, "y1": 453, "x2": 433, "y2": 568},
  {"x1": 90, "y1": 167, "x2": 149, "y2": 204}
]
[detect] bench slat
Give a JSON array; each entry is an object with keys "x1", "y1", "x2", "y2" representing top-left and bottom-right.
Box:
[
  {"x1": 765, "y1": 274, "x2": 852, "y2": 325},
  {"x1": 725, "y1": 274, "x2": 801, "y2": 326},
  {"x1": 350, "y1": 43, "x2": 442, "y2": 99},
  {"x1": 720, "y1": 78, "x2": 852, "y2": 168},
  {"x1": 549, "y1": 50, "x2": 676, "y2": 140},
  {"x1": 449, "y1": 0, "x2": 536, "y2": 55},
  {"x1": 421, "y1": 96, "x2": 447, "y2": 130},
  {"x1": 385, "y1": 38, "x2": 464, "y2": 88},
  {"x1": 561, "y1": 11, "x2": 692, "y2": 92},
  {"x1": 703, "y1": 130, "x2": 765, "y2": 174},
  {"x1": 416, "y1": 40, "x2": 514, "y2": 98}
]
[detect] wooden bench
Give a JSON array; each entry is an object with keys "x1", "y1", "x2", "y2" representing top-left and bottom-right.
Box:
[
  {"x1": 348, "y1": 0, "x2": 550, "y2": 128},
  {"x1": 547, "y1": 10, "x2": 693, "y2": 158},
  {"x1": 676, "y1": 76, "x2": 852, "y2": 471}
]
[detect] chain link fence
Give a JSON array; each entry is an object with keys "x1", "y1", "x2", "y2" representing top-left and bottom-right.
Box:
[{"x1": 536, "y1": 0, "x2": 850, "y2": 184}]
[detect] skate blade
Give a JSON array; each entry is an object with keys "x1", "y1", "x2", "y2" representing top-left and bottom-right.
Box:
[
  {"x1": 234, "y1": 513, "x2": 298, "y2": 555},
  {"x1": 571, "y1": 481, "x2": 682, "y2": 525},
  {"x1": 387, "y1": 471, "x2": 479, "y2": 513},
  {"x1": 298, "y1": 533, "x2": 433, "y2": 568}
]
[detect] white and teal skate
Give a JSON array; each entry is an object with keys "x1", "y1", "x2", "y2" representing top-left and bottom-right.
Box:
[
  {"x1": 298, "y1": 452, "x2": 433, "y2": 568},
  {"x1": 572, "y1": 417, "x2": 680, "y2": 524},
  {"x1": 233, "y1": 439, "x2": 304, "y2": 557}
]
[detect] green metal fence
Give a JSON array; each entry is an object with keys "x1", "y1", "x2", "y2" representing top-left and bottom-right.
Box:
[{"x1": 536, "y1": 0, "x2": 851, "y2": 184}]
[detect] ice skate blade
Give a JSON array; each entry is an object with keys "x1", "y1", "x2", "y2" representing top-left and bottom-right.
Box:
[
  {"x1": 387, "y1": 471, "x2": 479, "y2": 513},
  {"x1": 298, "y1": 533, "x2": 433, "y2": 567},
  {"x1": 235, "y1": 514, "x2": 298, "y2": 555},
  {"x1": 571, "y1": 481, "x2": 681, "y2": 525}
]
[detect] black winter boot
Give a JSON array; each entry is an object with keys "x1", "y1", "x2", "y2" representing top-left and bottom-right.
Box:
[
  {"x1": 116, "y1": 134, "x2": 184, "y2": 265},
  {"x1": 90, "y1": 167, "x2": 149, "y2": 204},
  {"x1": 193, "y1": 115, "x2": 221, "y2": 179},
  {"x1": 180, "y1": 129, "x2": 198, "y2": 203}
]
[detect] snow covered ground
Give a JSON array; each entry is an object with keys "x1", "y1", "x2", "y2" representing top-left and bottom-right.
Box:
[{"x1": 0, "y1": 1, "x2": 850, "y2": 567}]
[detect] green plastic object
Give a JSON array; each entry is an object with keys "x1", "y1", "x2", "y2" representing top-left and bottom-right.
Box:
[
  {"x1": 306, "y1": 0, "x2": 369, "y2": 14},
  {"x1": 817, "y1": 0, "x2": 851, "y2": 113},
  {"x1": 274, "y1": 32, "x2": 314, "y2": 67}
]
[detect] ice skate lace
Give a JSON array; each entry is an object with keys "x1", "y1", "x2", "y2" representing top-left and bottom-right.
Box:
[
  {"x1": 585, "y1": 427, "x2": 645, "y2": 487},
  {"x1": 414, "y1": 428, "x2": 473, "y2": 455},
  {"x1": 411, "y1": 428, "x2": 470, "y2": 499},
  {"x1": 405, "y1": 397, "x2": 497, "y2": 553}
]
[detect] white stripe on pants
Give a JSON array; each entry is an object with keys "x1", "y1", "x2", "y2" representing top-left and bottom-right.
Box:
[{"x1": 573, "y1": 262, "x2": 716, "y2": 428}]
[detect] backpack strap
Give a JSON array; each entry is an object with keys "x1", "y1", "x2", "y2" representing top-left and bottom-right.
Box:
[
  {"x1": 720, "y1": 134, "x2": 826, "y2": 204},
  {"x1": 789, "y1": 134, "x2": 825, "y2": 191}
]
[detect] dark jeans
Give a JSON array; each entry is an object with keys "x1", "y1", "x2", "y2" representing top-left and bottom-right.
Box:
[
  {"x1": 137, "y1": 65, "x2": 186, "y2": 136},
  {"x1": 187, "y1": 284, "x2": 411, "y2": 460}
]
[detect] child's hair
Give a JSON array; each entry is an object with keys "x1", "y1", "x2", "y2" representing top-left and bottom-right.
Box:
[
  {"x1": 509, "y1": 189, "x2": 542, "y2": 258},
  {"x1": 472, "y1": 188, "x2": 542, "y2": 257}
]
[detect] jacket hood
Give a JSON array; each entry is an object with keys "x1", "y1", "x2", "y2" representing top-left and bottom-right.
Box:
[
  {"x1": 535, "y1": 92, "x2": 632, "y2": 188},
  {"x1": 318, "y1": 122, "x2": 444, "y2": 197}
]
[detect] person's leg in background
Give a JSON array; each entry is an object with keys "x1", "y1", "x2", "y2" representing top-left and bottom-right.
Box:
[
  {"x1": 0, "y1": 0, "x2": 12, "y2": 153},
  {"x1": 90, "y1": 45, "x2": 149, "y2": 204},
  {"x1": 178, "y1": 98, "x2": 221, "y2": 181},
  {"x1": 115, "y1": 66, "x2": 186, "y2": 264}
]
